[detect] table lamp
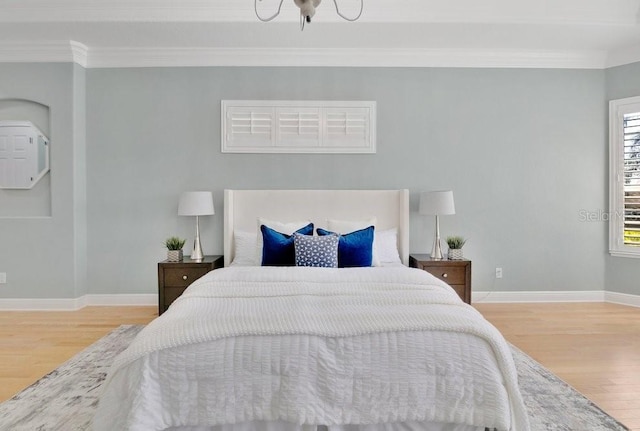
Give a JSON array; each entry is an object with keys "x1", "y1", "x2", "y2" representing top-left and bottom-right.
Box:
[
  {"x1": 178, "y1": 191, "x2": 215, "y2": 262},
  {"x1": 419, "y1": 190, "x2": 455, "y2": 260}
]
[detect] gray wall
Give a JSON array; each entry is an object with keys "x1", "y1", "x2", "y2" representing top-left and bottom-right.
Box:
[
  {"x1": 605, "y1": 61, "x2": 640, "y2": 295},
  {"x1": 0, "y1": 63, "x2": 86, "y2": 299},
  {"x1": 86, "y1": 67, "x2": 606, "y2": 296}
]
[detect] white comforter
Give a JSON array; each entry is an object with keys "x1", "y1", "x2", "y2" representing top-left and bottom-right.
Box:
[{"x1": 94, "y1": 266, "x2": 529, "y2": 431}]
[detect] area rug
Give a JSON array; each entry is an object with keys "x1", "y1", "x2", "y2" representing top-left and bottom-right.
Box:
[{"x1": 0, "y1": 325, "x2": 630, "y2": 431}]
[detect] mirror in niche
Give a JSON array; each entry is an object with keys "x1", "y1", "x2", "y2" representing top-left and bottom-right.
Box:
[{"x1": 0, "y1": 120, "x2": 50, "y2": 189}]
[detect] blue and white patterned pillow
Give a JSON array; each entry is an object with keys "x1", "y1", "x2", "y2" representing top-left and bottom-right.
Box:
[{"x1": 293, "y1": 232, "x2": 339, "y2": 268}]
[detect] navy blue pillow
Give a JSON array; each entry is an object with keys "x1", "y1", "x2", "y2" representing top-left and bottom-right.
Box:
[
  {"x1": 261, "y1": 223, "x2": 314, "y2": 266},
  {"x1": 317, "y1": 226, "x2": 374, "y2": 268}
]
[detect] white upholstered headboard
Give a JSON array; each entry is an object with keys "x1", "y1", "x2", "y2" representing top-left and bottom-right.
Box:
[{"x1": 223, "y1": 189, "x2": 410, "y2": 267}]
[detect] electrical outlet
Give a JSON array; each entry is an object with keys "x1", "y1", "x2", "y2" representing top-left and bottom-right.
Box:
[
  {"x1": 0, "y1": 273, "x2": 6, "y2": 284},
  {"x1": 495, "y1": 267, "x2": 503, "y2": 279}
]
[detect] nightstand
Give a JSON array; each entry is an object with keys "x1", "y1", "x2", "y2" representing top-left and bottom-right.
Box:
[
  {"x1": 157, "y1": 255, "x2": 224, "y2": 315},
  {"x1": 409, "y1": 254, "x2": 472, "y2": 304}
]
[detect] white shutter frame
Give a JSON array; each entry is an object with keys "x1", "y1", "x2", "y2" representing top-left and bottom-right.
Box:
[
  {"x1": 609, "y1": 96, "x2": 640, "y2": 258},
  {"x1": 221, "y1": 100, "x2": 376, "y2": 154}
]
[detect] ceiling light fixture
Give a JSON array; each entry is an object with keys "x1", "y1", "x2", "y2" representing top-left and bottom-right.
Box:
[{"x1": 255, "y1": 0, "x2": 363, "y2": 30}]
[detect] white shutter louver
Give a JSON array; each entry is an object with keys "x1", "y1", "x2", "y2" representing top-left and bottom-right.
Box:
[
  {"x1": 226, "y1": 107, "x2": 274, "y2": 149},
  {"x1": 222, "y1": 101, "x2": 376, "y2": 153},
  {"x1": 325, "y1": 108, "x2": 370, "y2": 149},
  {"x1": 276, "y1": 108, "x2": 321, "y2": 148}
]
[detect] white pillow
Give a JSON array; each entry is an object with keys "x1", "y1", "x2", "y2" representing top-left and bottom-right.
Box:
[
  {"x1": 231, "y1": 230, "x2": 258, "y2": 266},
  {"x1": 327, "y1": 217, "x2": 377, "y2": 234},
  {"x1": 375, "y1": 228, "x2": 401, "y2": 264},
  {"x1": 256, "y1": 218, "x2": 312, "y2": 265},
  {"x1": 327, "y1": 218, "x2": 380, "y2": 266}
]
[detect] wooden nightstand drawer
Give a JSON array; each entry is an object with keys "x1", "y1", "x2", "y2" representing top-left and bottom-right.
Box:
[
  {"x1": 163, "y1": 267, "x2": 210, "y2": 287},
  {"x1": 421, "y1": 265, "x2": 465, "y2": 284},
  {"x1": 409, "y1": 254, "x2": 472, "y2": 304},
  {"x1": 163, "y1": 286, "x2": 189, "y2": 307},
  {"x1": 449, "y1": 284, "x2": 467, "y2": 300},
  {"x1": 158, "y1": 255, "x2": 224, "y2": 315}
]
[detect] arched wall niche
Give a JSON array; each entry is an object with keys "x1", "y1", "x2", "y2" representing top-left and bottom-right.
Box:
[{"x1": 0, "y1": 98, "x2": 51, "y2": 217}]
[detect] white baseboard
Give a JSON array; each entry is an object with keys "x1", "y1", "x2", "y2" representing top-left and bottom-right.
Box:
[
  {"x1": 604, "y1": 291, "x2": 640, "y2": 308},
  {"x1": 84, "y1": 294, "x2": 157, "y2": 307},
  {"x1": 472, "y1": 290, "x2": 606, "y2": 303},
  {"x1": 0, "y1": 297, "x2": 87, "y2": 311},
  {"x1": 0, "y1": 294, "x2": 157, "y2": 311}
]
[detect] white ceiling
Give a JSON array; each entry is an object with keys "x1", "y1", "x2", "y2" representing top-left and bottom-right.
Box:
[{"x1": 0, "y1": 0, "x2": 639, "y2": 68}]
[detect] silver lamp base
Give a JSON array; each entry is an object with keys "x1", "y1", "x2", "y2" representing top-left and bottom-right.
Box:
[
  {"x1": 430, "y1": 215, "x2": 444, "y2": 260},
  {"x1": 191, "y1": 215, "x2": 204, "y2": 262}
]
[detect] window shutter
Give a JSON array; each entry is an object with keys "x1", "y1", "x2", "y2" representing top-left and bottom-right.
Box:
[
  {"x1": 324, "y1": 107, "x2": 371, "y2": 149},
  {"x1": 623, "y1": 112, "x2": 640, "y2": 246},
  {"x1": 222, "y1": 101, "x2": 376, "y2": 153},
  {"x1": 610, "y1": 97, "x2": 640, "y2": 257},
  {"x1": 276, "y1": 108, "x2": 321, "y2": 148},
  {"x1": 225, "y1": 107, "x2": 274, "y2": 149}
]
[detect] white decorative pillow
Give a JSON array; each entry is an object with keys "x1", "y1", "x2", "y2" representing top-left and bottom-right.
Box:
[
  {"x1": 327, "y1": 218, "x2": 380, "y2": 266},
  {"x1": 375, "y1": 228, "x2": 401, "y2": 264},
  {"x1": 231, "y1": 230, "x2": 258, "y2": 266},
  {"x1": 256, "y1": 218, "x2": 312, "y2": 264}
]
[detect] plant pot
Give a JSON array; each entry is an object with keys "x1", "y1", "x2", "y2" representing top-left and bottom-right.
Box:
[
  {"x1": 448, "y1": 248, "x2": 464, "y2": 260},
  {"x1": 167, "y1": 250, "x2": 183, "y2": 262}
]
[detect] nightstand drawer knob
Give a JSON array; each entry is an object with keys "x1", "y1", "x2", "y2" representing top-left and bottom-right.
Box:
[
  {"x1": 442, "y1": 273, "x2": 448, "y2": 278},
  {"x1": 182, "y1": 275, "x2": 188, "y2": 280}
]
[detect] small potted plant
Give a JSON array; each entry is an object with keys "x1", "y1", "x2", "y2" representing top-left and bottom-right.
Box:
[
  {"x1": 164, "y1": 236, "x2": 186, "y2": 262},
  {"x1": 446, "y1": 236, "x2": 467, "y2": 260}
]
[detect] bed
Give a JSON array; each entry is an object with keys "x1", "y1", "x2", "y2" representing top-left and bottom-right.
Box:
[{"x1": 93, "y1": 189, "x2": 530, "y2": 431}]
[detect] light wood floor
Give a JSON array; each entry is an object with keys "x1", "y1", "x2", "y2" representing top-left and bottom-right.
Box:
[
  {"x1": 0, "y1": 302, "x2": 639, "y2": 430},
  {"x1": 474, "y1": 302, "x2": 640, "y2": 431},
  {"x1": 0, "y1": 306, "x2": 156, "y2": 403}
]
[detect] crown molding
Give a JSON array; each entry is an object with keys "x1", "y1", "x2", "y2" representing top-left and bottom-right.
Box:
[
  {"x1": 0, "y1": 40, "x2": 87, "y2": 67},
  {"x1": 70, "y1": 41, "x2": 89, "y2": 68},
  {"x1": 606, "y1": 43, "x2": 640, "y2": 69},
  {"x1": 0, "y1": 42, "x2": 618, "y2": 70},
  {"x1": 85, "y1": 46, "x2": 608, "y2": 69}
]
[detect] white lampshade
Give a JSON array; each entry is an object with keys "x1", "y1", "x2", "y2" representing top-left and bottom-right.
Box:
[
  {"x1": 178, "y1": 191, "x2": 215, "y2": 216},
  {"x1": 419, "y1": 190, "x2": 455, "y2": 216}
]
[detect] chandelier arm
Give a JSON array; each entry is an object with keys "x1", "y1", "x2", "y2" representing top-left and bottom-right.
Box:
[
  {"x1": 255, "y1": 0, "x2": 286, "y2": 22},
  {"x1": 332, "y1": 0, "x2": 364, "y2": 21}
]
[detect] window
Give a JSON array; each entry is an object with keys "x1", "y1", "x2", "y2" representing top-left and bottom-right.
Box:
[
  {"x1": 221, "y1": 100, "x2": 376, "y2": 154},
  {"x1": 609, "y1": 96, "x2": 640, "y2": 257}
]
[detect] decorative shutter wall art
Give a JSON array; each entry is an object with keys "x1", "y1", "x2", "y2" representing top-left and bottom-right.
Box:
[
  {"x1": 222, "y1": 100, "x2": 376, "y2": 154},
  {"x1": 0, "y1": 121, "x2": 50, "y2": 189}
]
